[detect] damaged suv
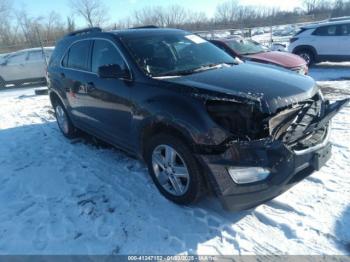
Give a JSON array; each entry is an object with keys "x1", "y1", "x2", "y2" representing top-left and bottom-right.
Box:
[{"x1": 48, "y1": 27, "x2": 349, "y2": 211}]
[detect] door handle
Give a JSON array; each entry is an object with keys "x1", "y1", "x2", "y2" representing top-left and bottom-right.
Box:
[{"x1": 60, "y1": 73, "x2": 65, "y2": 79}]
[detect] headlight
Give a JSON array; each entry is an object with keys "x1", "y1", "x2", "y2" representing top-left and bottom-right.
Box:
[{"x1": 228, "y1": 167, "x2": 270, "y2": 184}]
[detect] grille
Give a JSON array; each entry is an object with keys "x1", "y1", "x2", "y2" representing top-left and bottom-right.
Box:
[{"x1": 269, "y1": 92, "x2": 327, "y2": 148}]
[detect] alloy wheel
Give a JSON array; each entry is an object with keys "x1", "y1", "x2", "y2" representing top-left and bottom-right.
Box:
[
  {"x1": 299, "y1": 52, "x2": 311, "y2": 65},
  {"x1": 152, "y1": 144, "x2": 190, "y2": 196},
  {"x1": 55, "y1": 105, "x2": 69, "y2": 134}
]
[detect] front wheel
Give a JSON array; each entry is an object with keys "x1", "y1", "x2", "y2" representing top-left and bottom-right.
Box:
[
  {"x1": 145, "y1": 134, "x2": 205, "y2": 205},
  {"x1": 54, "y1": 102, "x2": 77, "y2": 139}
]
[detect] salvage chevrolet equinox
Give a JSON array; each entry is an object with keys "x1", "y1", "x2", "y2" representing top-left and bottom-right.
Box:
[{"x1": 47, "y1": 27, "x2": 349, "y2": 211}]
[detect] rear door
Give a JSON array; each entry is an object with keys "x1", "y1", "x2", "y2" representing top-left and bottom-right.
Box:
[
  {"x1": 61, "y1": 40, "x2": 94, "y2": 126},
  {"x1": 26, "y1": 50, "x2": 46, "y2": 79},
  {"x1": 81, "y1": 39, "x2": 132, "y2": 147},
  {"x1": 338, "y1": 23, "x2": 350, "y2": 56},
  {"x1": 312, "y1": 25, "x2": 339, "y2": 56}
]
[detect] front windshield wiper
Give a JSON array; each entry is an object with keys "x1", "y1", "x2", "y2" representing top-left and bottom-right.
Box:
[{"x1": 156, "y1": 62, "x2": 236, "y2": 77}]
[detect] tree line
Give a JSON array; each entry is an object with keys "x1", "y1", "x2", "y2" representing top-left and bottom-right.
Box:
[{"x1": 1, "y1": 0, "x2": 350, "y2": 53}]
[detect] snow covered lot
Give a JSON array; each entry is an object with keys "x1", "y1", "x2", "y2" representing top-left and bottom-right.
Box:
[{"x1": 0, "y1": 68, "x2": 349, "y2": 255}]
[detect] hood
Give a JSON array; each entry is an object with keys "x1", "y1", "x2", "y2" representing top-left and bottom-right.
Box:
[
  {"x1": 158, "y1": 62, "x2": 317, "y2": 114},
  {"x1": 246, "y1": 51, "x2": 307, "y2": 68}
]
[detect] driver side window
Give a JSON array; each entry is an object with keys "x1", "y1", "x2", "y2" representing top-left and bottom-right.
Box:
[{"x1": 91, "y1": 40, "x2": 125, "y2": 74}]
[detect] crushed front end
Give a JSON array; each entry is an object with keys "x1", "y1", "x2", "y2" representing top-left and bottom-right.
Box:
[{"x1": 195, "y1": 91, "x2": 349, "y2": 211}]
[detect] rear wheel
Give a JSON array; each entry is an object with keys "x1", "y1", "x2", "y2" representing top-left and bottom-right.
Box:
[
  {"x1": 53, "y1": 101, "x2": 76, "y2": 139},
  {"x1": 0, "y1": 77, "x2": 5, "y2": 89},
  {"x1": 296, "y1": 49, "x2": 315, "y2": 66},
  {"x1": 145, "y1": 134, "x2": 205, "y2": 205}
]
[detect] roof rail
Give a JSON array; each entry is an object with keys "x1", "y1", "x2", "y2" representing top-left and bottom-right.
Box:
[
  {"x1": 328, "y1": 16, "x2": 350, "y2": 22},
  {"x1": 130, "y1": 25, "x2": 159, "y2": 29},
  {"x1": 67, "y1": 27, "x2": 102, "y2": 37}
]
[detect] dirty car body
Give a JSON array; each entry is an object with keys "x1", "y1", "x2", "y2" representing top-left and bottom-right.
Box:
[{"x1": 48, "y1": 28, "x2": 349, "y2": 211}]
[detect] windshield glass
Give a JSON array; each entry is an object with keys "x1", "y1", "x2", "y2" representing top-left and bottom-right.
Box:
[
  {"x1": 226, "y1": 39, "x2": 265, "y2": 55},
  {"x1": 121, "y1": 33, "x2": 235, "y2": 77}
]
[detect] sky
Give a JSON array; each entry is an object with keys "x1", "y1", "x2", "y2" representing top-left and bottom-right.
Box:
[{"x1": 13, "y1": 0, "x2": 303, "y2": 26}]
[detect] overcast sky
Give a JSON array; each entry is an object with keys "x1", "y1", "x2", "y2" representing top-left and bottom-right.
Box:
[{"x1": 13, "y1": 0, "x2": 304, "y2": 25}]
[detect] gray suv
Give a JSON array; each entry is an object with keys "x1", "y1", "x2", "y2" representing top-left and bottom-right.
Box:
[{"x1": 0, "y1": 47, "x2": 54, "y2": 88}]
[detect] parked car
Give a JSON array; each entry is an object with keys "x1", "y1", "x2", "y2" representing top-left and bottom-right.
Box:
[
  {"x1": 48, "y1": 27, "x2": 349, "y2": 211},
  {"x1": 211, "y1": 38, "x2": 309, "y2": 75},
  {"x1": 0, "y1": 47, "x2": 54, "y2": 88},
  {"x1": 288, "y1": 19, "x2": 350, "y2": 65}
]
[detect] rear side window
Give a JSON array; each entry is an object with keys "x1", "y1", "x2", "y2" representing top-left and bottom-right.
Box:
[
  {"x1": 91, "y1": 40, "x2": 125, "y2": 73},
  {"x1": 65, "y1": 40, "x2": 91, "y2": 71},
  {"x1": 313, "y1": 25, "x2": 337, "y2": 36},
  {"x1": 28, "y1": 51, "x2": 44, "y2": 61}
]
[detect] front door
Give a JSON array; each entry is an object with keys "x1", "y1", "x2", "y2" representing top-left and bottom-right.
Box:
[{"x1": 80, "y1": 39, "x2": 132, "y2": 147}]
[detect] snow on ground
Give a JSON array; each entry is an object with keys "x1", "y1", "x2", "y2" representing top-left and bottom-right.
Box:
[
  {"x1": 310, "y1": 62, "x2": 350, "y2": 81},
  {"x1": 0, "y1": 76, "x2": 349, "y2": 255}
]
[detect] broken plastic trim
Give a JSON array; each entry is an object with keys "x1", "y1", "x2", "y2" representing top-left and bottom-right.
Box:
[
  {"x1": 206, "y1": 100, "x2": 269, "y2": 141},
  {"x1": 195, "y1": 94, "x2": 349, "y2": 156}
]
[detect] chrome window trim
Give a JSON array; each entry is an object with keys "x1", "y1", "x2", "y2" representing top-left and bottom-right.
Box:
[{"x1": 59, "y1": 37, "x2": 133, "y2": 81}]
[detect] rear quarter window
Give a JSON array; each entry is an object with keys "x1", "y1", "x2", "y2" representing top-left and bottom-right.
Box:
[{"x1": 48, "y1": 42, "x2": 67, "y2": 68}]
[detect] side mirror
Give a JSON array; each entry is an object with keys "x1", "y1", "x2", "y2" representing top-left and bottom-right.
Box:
[{"x1": 98, "y1": 64, "x2": 130, "y2": 80}]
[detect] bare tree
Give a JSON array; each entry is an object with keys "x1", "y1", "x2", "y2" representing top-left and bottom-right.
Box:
[
  {"x1": 70, "y1": 0, "x2": 108, "y2": 27},
  {"x1": 44, "y1": 11, "x2": 65, "y2": 43},
  {"x1": 67, "y1": 16, "x2": 76, "y2": 32},
  {"x1": 215, "y1": 0, "x2": 239, "y2": 24}
]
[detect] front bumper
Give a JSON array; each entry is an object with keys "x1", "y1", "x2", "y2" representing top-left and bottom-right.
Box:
[{"x1": 196, "y1": 133, "x2": 332, "y2": 211}]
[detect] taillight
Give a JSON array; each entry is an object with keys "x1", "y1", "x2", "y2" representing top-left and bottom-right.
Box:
[{"x1": 290, "y1": 37, "x2": 298, "y2": 43}]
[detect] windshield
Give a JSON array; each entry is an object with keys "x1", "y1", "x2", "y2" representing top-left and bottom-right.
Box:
[
  {"x1": 121, "y1": 33, "x2": 236, "y2": 77},
  {"x1": 226, "y1": 39, "x2": 265, "y2": 55}
]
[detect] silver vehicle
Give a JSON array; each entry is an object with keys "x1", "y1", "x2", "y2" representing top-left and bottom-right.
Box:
[
  {"x1": 0, "y1": 47, "x2": 54, "y2": 88},
  {"x1": 288, "y1": 19, "x2": 350, "y2": 65}
]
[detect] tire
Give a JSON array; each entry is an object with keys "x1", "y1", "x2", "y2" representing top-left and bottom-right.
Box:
[
  {"x1": 53, "y1": 99, "x2": 77, "y2": 139},
  {"x1": 295, "y1": 49, "x2": 315, "y2": 66},
  {"x1": 35, "y1": 88, "x2": 48, "y2": 95},
  {"x1": 145, "y1": 134, "x2": 206, "y2": 205},
  {"x1": 0, "y1": 77, "x2": 5, "y2": 89}
]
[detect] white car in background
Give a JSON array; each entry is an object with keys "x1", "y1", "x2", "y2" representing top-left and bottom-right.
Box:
[
  {"x1": 288, "y1": 18, "x2": 350, "y2": 65},
  {"x1": 0, "y1": 47, "x2": 54, "y2": 88}
]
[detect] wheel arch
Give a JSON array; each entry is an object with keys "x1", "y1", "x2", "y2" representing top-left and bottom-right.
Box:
[
  {"x1": 49, "y1": 89, "x2": 69, "y2": 109},
  {"x1": 139, "y1": 120, "x2": 194, "y2": 161},
  {"x1": 292, "y1": 45, "x2": 318, "y2": 58},
  {"x1": 140, "y1": 120, "x2": 215, "y2": 195}
]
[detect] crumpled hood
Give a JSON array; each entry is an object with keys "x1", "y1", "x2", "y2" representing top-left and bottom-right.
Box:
[
  {"x1": 159, "y1": 62, "x2": 318, "y2": 114},
  {"x1": 246, "y1": 51, "x2": 307, "y2": 68}
]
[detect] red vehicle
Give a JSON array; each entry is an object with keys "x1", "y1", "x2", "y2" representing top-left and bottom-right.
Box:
[{"x1": 211, "y1": 38, "x2": 308, "y2": 75}]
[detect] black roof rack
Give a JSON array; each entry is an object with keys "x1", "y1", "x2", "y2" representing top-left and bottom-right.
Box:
[
  {"x1": 67, "y1": 27, "x2": 102, "y2": 37},
  {"x1": 130, "y1": 25, "x2": 159, "y2": 29}
]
